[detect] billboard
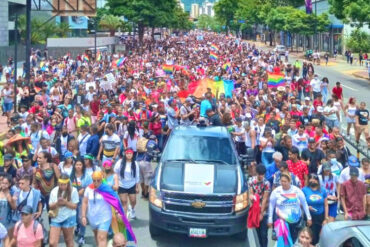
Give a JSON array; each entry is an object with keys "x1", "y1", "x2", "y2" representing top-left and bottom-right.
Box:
[{"x1": 51, "y1": 0, "x2": 97, "y2": 16}]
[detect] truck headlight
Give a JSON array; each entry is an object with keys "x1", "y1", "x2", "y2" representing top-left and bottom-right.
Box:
[
  {"x1": 149, "y1": 187, "x2": 163, "y2": 209},
  {"x1": 234, "y1": 191, "x2": 248, "y2": 212}
]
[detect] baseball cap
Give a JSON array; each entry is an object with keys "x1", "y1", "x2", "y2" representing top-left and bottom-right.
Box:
[
  {"x1": 317, "y1": 106, "x2": 324, "y2": 113},
  {"x1": 348, "y1": 155, "x2": 359, "y2": 167},
  {"x1": 349, "y1": 167, "x2": 359, "y2": 177},
  {"x1": 322, "y1": 162, "x2": 331, "y2": 171},
  {"x1": 185, "y1": 97, "x2": 194, "y2": 104},
  {"x1": 304, "y1": 97, "x2": 310, "y2": 101},
  {"x1": 64, "y1": 151, "x2": 73, "y2": 159},
  {"x1": 21, "y1": 153, "x2": 33, "y2": 161},
  {"x1": 308, "y1": 137, "x2": 315, "y2": 143},
  {"x1": 4, "y1": 154, "x2": 13, "y2": 160},
  {"x1": 21, "y1": 205, "x2": 33, "y2": 215}
]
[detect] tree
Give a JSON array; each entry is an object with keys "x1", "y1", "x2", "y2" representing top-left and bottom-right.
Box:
[
  {"x1": 99, "y1": 14, "x2": 123, "y2": 36},
  {"x1": 171, "y1": 6, "x2": 193, "y2": 31},
  {"x1": 56, "y1": 22, "x2": 71, "y2": 38},
  {"x1": 329, "y1": 0, "x2": 370, "y2": 27},
  {"x1": 346, "y1": 28, "x2": 370, "y2": 53},
  {"x1": 197, "y1": 15, "x2": 222, "y2": 32},
  {"x1": 214, "y1": 0, "x2": 240, "y2": 34}
]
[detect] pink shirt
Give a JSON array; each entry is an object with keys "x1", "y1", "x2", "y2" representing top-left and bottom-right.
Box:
[{"x1": 14, "y1": 220, "x2": 43, "y2": 247}]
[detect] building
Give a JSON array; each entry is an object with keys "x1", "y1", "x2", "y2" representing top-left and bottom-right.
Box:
[
  {"x1": 190, "y1": 3, "x2": 200, "y2": 19},
  {"x1": 182, "y1": 0, "x2": 217, "y2": 12},
  {"x1": 199, "y1": 1, "x2": 215, "y2": 17},
  {"x1": 0, "y1": 0, "x2": 26, "y2": 46}
]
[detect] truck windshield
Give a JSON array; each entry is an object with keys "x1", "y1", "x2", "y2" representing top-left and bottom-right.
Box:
[{"x1": 161, "y1": 135, "x2": 237, "y2": 165}]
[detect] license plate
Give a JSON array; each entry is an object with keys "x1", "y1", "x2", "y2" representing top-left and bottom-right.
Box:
[{"x1": 189, "y1": 228, "x2": 207, "y2": 238}]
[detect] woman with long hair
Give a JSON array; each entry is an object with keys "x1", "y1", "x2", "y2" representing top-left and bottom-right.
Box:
[
  {"x1": 0, "y1": 175, "x2": 16, "y2": 246},
  {"x1": 33, "y1": 151, "x2": 61, "y2": 213},
  {"x1": 344, "y1": 97, "x2": 357, "y2": 136},
  {"x1": 123, "y1": 121, "x2": 140, "y2": 158},
  {"x1": 70, "y1": 159, "x2": 92, "y2": 246},
  {"x1": 58, "y1": 151, "x2": 74, "y2": 177},
  {"x1": 294, "y1": 227, "x2": 315, "y2": 247},
  {"x1": 102, "y1": 160, "x2": 115, "y2": 189},
  {"x1": 48, "y1": 173, "x2": 79, "y2": 247},
  {"x1": 268, "y1": 172, "x2": 312, "y2": 243},
  {"x1": 302, "y1": 174, "x2": 328, "y2": 245},
  {"x1": 319, "y1": 162, "x2": 339, "y2": 223},
  {"x1": 114, "y1": 148, "x2": 140, "y2": 219},
  {"x1": 83, "y1": 153, "x2": 101, "y2": 177}
]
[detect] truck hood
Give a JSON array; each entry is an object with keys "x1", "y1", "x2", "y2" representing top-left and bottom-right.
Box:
[{"x1": 160, "y1": 162, "x2": 238, "y2": 194}]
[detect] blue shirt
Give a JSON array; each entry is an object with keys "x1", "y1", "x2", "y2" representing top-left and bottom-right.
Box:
[
  {"x1": 200, "y1": 99, "x2": 212, "y2": 117},
  {"x1": 265, "y1": 162, "x2": 278, "y2": 185},
  {"x1": 86, "y1": 134, "x2": 100, "y2": 157},
  {"x1": 302, "y1": 186, "x2": 327, "y2": 215}
]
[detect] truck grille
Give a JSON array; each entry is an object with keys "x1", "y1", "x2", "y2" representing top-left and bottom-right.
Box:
[
  {"x1": 165, "y1": 204, "x2": 232, "y2": 214},
  {"x1": 163, "y1": 192, "x2": 234, "y2": 215},
  {"x1": 164, "y1": 192, "x2": 233, "y2": 202}
]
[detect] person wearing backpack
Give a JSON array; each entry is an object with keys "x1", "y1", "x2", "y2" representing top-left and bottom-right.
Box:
[{"x1": 10, "y1": 205, "x2": 43, "y2": 247}]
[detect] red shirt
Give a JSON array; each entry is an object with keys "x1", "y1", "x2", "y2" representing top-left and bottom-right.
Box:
[
  {"x1": 340, "y1": 180, "x2": 366, "y2": 220},
  {"x1": 332, "y1": 87, "x2": 343, "y2": 99},
  {"x1": 313, "y1": 99, "x2": 323, "y2": 110},
  {"x1": 90, "y1": 100, "x2": 100, "y2": 116},
  {"x1": 287, "y1": 160, "x2": 308, "y2": 187}
]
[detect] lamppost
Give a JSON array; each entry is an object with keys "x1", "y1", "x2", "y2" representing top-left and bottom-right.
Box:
[
  {"x1": 314, "y1": 0, "x2": 317, "y2": 51},
  {"x1": 13, "y1": 14, "x2": 18, "y2": 112},
  {"x1": 25, "y1": 0, "x2": 31, "y2": 85}
]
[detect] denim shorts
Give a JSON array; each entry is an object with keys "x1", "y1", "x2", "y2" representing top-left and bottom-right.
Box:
[
  {"x1": 50, "y1": 215, "x2": 77, "y2": 228},
  {"x1": 3, "y1": 102, "x2": 13, "y2": 112},
  {"x1": 90, "y1": 219, "x2": 111, "y2": 232}
]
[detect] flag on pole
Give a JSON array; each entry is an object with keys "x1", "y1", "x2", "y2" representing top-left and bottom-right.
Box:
[
  {"x1": 162, "y1": 64, "x2": 174, "y2": 74},
  {"x1": 267, "y1": 73, "x2": 286, "y2": 88},
  {"x1": 82, "y1": 54, "x2": 89, "y2": 62},
  {"x1": 210, "y1": 43, "x2": 219, "y2": 51},
  {"x1": 96, "y1": 51, "x2": 102, "y2": 61},
  {"x1": 223, "y1": 62, "x2": 231, "y2": 71}
]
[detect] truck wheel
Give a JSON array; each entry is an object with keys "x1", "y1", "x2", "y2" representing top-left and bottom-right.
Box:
[
  {"x1": 234, "y1": 229, "x2": 248, "y2": 241},
  {"x1": 149, "y1": 224, "x2": 162, "y2": 238}
]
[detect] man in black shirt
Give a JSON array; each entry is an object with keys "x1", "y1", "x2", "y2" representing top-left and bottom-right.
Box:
[
  {"x1": 355, "y1": 102, "x2": 369, "y2": 143},
  {"x1": 0, "y1": 154, "x2": 17, "y2": 182},
  {"x1": 206, "y1": 109, "x2": 222, "y2": 126},
  {"x1": 301, "y1": 137, "x2": 325, "y2": 174},
  {"x1": 275, "y1": 135, "x2": 292, "y2": 161}
]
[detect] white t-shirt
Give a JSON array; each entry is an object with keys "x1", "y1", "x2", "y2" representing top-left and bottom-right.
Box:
[
  {"x1": 233, "y1": 125, "x2": 245, "y2": 142},
  {"x1": 49, "y1": 186, "x2": 79, "y2": 223},
  {"x1": 58, "y1": 162, "x2": 73, "y2": 177},
  {"x1": 324, "y1": 106, "x2": 338, "y2": 121},
  {"x1": 338, "y1": 167, "x2": 365, "y2": 184},
  {"x1": 310, "y1": 78, "x2": 322, "y2": 93},
  {"x1": 114, "y1": 160, "x2": 140, "y2": 189},
  {"x1": 84, "y1": 186, "x2": 112, "y2": 224}
]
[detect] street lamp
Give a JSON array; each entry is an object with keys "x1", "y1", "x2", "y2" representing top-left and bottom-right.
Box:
[{"x1": 13, "y1": 14, "x2": 18, "y2": 112}]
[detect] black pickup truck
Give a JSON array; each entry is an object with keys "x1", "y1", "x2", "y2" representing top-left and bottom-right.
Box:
[{"x1": 149, "y1": 126, "x2": 249, "y2": 241}]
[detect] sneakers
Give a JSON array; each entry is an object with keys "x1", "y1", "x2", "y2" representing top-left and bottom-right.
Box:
[
  {"x1": 130, "y1": 209, "x2": 136, "y2": 219},
  {"x1": 78, "y1": 237, "x2": 85, "y2": 246}
]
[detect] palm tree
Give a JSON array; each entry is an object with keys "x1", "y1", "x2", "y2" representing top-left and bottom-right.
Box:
[
  {"x1": 99, "y1": 14, "x2": 123, "y2": 36},
  {"x1": 57, "y1": 22, "x2": 71, "y2": 37}
]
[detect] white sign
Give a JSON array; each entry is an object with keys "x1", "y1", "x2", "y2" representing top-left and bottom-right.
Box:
[
  {"x1": 105, "y1": 73, "x2": 116, "y2": 85},
  {"x1": 184, "y1": 164, "x2": 214, "y2": 194},
  {"x1": 85, "y1": 81, "x2": 96, "y2": 90}
]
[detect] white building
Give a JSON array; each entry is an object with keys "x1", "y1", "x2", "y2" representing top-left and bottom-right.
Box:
[
  {"x1": 190, "y1": 3, "x2": 200, "y2": 19},
  {"x1": 199, "y1": 1, "x2": 215, "y2": 17}
]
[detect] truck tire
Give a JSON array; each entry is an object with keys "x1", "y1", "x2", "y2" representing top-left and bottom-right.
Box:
[
  {"x1": 149, "y1": 223, "x2": 162, "y2": 238},
  {"x1": 234, "y1": 229, "x2": 248, "y2": 241}
]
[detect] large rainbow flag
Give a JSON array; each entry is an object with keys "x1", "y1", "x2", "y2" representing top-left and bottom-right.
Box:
[
  {"x1": 96, "y1": 51, "x2": 102, "y2": 61},
  {"x1": 267, "y1": 73, "x2": 286, "y2": 88},
  {"x1": 82, "y1": 54, "x2": 89, "y2": 62},
  {"x1": 210, "y1": 43, "x2": 219, "y2": 51},
  {"x1": 89, "y1": 182, "x2": 136, "y2": 243},
  {"x1": 179, "y1": 78, "x2": 234, "y2": 101}
]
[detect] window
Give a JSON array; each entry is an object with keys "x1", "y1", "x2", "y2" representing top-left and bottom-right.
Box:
[{"x1": 341, "y1": 237, "x2": 364, "y2": 247}]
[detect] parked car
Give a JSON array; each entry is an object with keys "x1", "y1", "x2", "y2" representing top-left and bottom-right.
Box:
[
  {"x1": 149, "y1": 126, "x2": 249, "y2": 240},
  {"x1": 274, "y1": 45, "x2": 286, "y2": 55},
  {"x1": 319, "y1": 221, "x2": 370, "y2": 247}
]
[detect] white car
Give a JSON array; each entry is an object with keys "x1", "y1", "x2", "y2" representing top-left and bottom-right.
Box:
[
  {"x1": 319, "y1": 221, "x2": 370, "y2": 247},
  {"x1": 274, "y1": 45, "x2": 286, "y2": 55}
]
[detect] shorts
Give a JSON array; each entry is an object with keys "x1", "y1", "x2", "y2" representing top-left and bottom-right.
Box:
[
  {"x1": 50, "y1": 215, "x2": 77, "y2": 228},
  {"x1": 3, "y1": 102, "x2": 13, "y2": 112},
  {"x1": 357, "y1": 125, "x2": 369, "y2": 135},
  {"x1": 346, "y1": 117, "x2": 356, "y2": 124},
  {"x1": 328, "y1": 203, "x2": 338, "y2": 218},
  {"x1": 89, "y1": 219, "x2": 111, "y2": 232},
  {"x1": 138, "y1": 160, "x2": 153, "y2": 185},
  {"x1": 118, "y1": 185, "x2": 136, "y2": 195}
]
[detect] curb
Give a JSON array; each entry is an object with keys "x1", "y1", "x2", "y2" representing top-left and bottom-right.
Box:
[{"x1": 352, "y1": 72, "x2": 370, "y2": 81}]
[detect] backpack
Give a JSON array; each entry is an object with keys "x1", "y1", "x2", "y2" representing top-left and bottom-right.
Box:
[{"x1": 137, "y1": 137, "x2": 149, "y2": 153}]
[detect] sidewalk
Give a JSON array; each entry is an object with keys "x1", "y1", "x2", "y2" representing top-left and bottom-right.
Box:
[{"x1": 249, "y1": 40, "x2": 370, "y2": 81}]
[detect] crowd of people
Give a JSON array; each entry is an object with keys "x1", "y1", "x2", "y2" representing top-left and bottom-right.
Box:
[{"x1": 0, "y1": 31, "x2": 369, "y2": 247}]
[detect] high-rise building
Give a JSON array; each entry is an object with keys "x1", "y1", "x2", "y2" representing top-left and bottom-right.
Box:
[
  {"x1": 199, "y1": 1, "x2": 215, "y2": 17},
  {"x1": 190, "y1": 3, "x2": 200, "y2": 19},
  {"x1": 0, "y1": 0, "x2": 27, "y2": 46}
]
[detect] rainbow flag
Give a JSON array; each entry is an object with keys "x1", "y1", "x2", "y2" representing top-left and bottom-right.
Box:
[
  {"x1": 223, "y1": 62, "x2": 231, "y2": 71},
  {"x1": 82, "y1": 54, "x2": 89, "y2": 62},
  {"x1": 89, "y1": 182, "x2": 136, "y2": 243},
  {"x1": 96, "y1": 51, "x2": 102, "y2": 61},
  {"x1": 210, "y1": 43, "x2": 219, "y2": 51},
  {"x1": 267, "y1": 73, "x2": 286, "y2": 88},
  {"x1": 116, "y1": 57, "x2": 126, "y2": 67},
  {"x1": 210, "y1": 52, "x2": 218, "y2": 60},
  {"x1": 162, "y1": 64, "x2": 173, "y2": 74},
  {"x1": 180, "y1": 78, "x2": 234, "y2": 100}
]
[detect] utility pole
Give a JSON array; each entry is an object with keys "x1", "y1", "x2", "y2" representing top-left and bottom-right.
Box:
[
  {"x1": 94, "y1": 17, "x2": 97, "y2": 58},
  {"x1": 25, "y1": 0, "x2": 31, "y2": 85},
  {"x1": 314, "y1": 0, "x2": 317, "y2": 51},
  {"x1": 14, "y1": 14, "x2": 18, "y2": 113}
]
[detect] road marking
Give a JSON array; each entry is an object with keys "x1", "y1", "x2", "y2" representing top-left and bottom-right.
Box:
[{"x1": 341, "y1": 84, "x2": 358, "y2": 91}]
